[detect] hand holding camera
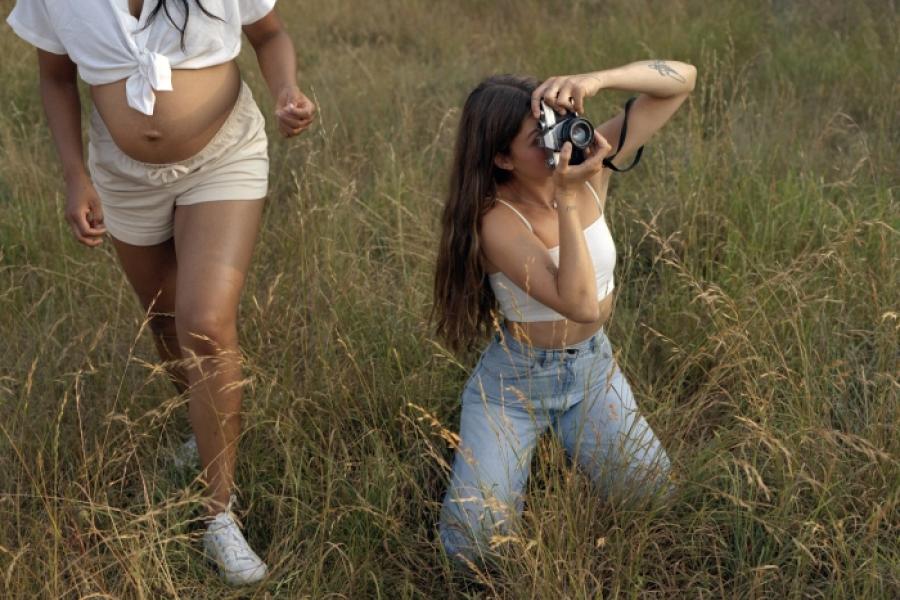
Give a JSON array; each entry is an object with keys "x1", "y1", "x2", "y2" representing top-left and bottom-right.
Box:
[
  {"x1": 533, "y1": 73, "x2": 607, "y2": 169},
  {"x1": 531, "y1": 73, "x2": 605, "y2": 118},
  {"x1": 552, "y1": 132, "x2": 613, "y2": 194},
  {"x1": 537, "y1": 99, "x2": 597, "y2": 169}
]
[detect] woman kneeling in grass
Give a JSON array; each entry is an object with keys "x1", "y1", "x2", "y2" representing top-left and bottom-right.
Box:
[{"x1": 433, "y1": 59, "x2": 696, "y2": 565}]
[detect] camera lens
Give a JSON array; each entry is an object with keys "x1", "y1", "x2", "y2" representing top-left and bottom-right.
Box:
[{"x1": 569, "y1": 120, "x2": 593, "y2": 148}]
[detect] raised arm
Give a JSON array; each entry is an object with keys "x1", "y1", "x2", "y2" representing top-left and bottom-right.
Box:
[
  {"x1": 592, "y1": 60, "x2": 696, "y2": 168},
  {"x1": 37, "y1": 49, "x2": 107, "y2": 246},
  {"x1": 531, "y1": 60, "x2": 697, "y2": 170}
]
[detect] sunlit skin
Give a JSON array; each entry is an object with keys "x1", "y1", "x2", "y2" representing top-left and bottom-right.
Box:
[
  {"x1": 91, "y1": 6, "x2": 315, "y2": 165},
  {"x1": 480, "y1": 61, "x2": 697, "y2": 349},
  {"x1": 35, "y1": 3, "x2": 317, "y2": 517},
  {"x1": 485, "y1": 117, "x2": 616, "y2": 349},
  {"x1": 91, "y1": 61, "x2": 243, "y2": 164}
]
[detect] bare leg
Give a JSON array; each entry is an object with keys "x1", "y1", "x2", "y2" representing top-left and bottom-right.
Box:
[
  {"x1": 172, "y1": 198, "x2": 265, "y2": 516},
  {"x1": 110, "y1": 236, "x2": 188, "y2": 394}
]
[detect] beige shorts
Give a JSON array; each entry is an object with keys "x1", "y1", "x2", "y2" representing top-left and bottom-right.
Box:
[{"x1": 87, "y1": 81, "x2": 269, "y2": 246}]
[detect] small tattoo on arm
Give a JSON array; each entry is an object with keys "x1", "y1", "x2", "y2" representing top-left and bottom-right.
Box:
[{"x1": 647, "y1": 60, "x2": 686, "y2": 83}]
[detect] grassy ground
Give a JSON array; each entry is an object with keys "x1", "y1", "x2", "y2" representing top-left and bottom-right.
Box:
[{"x1": 0, "y1": 0, "x2": 897, "y2": 597}]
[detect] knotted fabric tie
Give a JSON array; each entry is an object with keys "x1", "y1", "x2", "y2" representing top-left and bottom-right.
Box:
[{"x1": 125, "y1": 48, "x2": 173, "y2": 116}]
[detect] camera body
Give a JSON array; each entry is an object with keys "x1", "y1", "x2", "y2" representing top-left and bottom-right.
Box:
[{"x1": 537, "y1": 101, "x2": 595, "y2": 169}]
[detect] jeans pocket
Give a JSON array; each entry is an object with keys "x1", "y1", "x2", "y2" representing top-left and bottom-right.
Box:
[{"x1": 461, "y1": 341, "x2": 538, "y2": 406}]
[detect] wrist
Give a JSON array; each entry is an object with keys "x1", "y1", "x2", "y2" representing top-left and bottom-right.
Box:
[
  {"x1": 554, "y1": 190, "x2": 577, "y2": 209},
  {"x1": 63, "y1": 166, "x2": 89, "y2": 187},
  {"x1": 587, "y1": 70, "x2": 609, "y2": 90},
  {"x1": 277, "y1": 83, "x2": 303, "y2": 108},
  {"x1": 279, "y1": 82, "x2": 300, "y2": 94}
]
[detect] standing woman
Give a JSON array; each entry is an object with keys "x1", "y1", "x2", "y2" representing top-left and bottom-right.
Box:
[
  {"x1": 433, "y1": 60, "x2": 696, "y2": 564},
  {"x1": 7, "y1": 0, "x2": 315, "y2": 585}
]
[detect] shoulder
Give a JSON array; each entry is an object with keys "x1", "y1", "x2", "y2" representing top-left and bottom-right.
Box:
[
  {"x1": 237, "y1": 0, "x2": 278, "y2": 26},
  {"x1": 7, "y1": 0, "x2": 68, "y2": 56},
  {"x1": 481, "y1": 201, "x2": 528, "y2": 241},
  {"x1": 479, "y1": 201, "x2": 532, "y2": 267}
]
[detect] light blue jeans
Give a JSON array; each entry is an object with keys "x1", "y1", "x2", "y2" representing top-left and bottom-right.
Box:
[{"x1": 439, "y1": 324, "x2": 671, "y2": 564}]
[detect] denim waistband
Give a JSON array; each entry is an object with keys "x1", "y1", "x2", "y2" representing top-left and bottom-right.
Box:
[{"x1": 495, "y1": 322, "x2": 605, "y2": 363}]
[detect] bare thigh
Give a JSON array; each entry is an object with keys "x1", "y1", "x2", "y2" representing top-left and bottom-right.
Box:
[
  {"x1": 172, "y1": 198, "x2": 265, "y2": 341},
  {"x1": 110, "y1": 235, "x2": 178, "y2": 318}
]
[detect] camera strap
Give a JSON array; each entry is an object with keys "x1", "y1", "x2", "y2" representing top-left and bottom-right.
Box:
[{"x1": 602, "y1": 96, "x2": 644, "y2": 172}]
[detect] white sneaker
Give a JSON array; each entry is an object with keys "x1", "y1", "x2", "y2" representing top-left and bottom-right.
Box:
[
  {"x1": 172, "y1": 434, "x2": 199, "y2": 469},
  {"x1": 203, "y1": 511, "x2": 268, "y2": 585}
]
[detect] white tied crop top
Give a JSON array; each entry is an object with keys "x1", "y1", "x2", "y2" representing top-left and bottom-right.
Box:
[
  {"x1": 7, "y1": 0, "x2": 277, "y2": 115},
  {"x1": 488, "y1": 181, "x2": 616, "y2": 322}
]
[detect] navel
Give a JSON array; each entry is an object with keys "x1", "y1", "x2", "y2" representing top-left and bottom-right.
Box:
[{"x1": 142, "y1": 129, "x2": 163, "y2": 142}]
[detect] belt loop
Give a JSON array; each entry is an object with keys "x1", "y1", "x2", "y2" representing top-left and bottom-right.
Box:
[
  {"x1": 589, "y1": 335, "x2": 598, "y2": 354},
  {"x1": 540, "y1": 350, "x2": 550, "y2": 369}
]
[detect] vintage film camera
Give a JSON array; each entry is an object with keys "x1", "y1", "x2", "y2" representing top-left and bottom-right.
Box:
[{"x1": 537, "y1": 100, "x2": 595, "y2": 169}]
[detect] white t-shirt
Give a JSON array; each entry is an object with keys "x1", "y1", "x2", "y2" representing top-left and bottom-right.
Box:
[{"x1": 6, "y1": 0, "x2": 277, "y2": 115}]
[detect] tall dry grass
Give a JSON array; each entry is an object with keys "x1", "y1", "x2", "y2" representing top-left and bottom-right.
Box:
[{"x1": 0, "y1": 0, "x2": 897, "y2": 597}]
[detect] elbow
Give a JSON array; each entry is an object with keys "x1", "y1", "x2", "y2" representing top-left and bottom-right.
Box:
[
  {"x1": 556, "y1": 284, "x2": 601, "y2": 323},
  {"x1": 562, "y1": 299, "x2": 601, "y2": 324},
  {"x1": 569, "y1": 308, "x2": 601, "y2": 324},
  {"x1": 684, "y1": 64, "x2": 698, "y2": 93}
]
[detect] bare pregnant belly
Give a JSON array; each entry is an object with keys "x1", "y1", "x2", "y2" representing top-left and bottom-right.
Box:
[{"x1": 90, "y1": 61, "x2": 242, "y2": 164}]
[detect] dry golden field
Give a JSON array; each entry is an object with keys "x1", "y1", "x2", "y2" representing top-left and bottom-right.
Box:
[{"x1": 0, "y1": 0, "x2": 897, "y2": 597}]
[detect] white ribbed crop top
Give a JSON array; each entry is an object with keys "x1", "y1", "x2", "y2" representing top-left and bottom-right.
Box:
[{"x1": 487, "y1": 181, "x2": 615, "y2": 322}]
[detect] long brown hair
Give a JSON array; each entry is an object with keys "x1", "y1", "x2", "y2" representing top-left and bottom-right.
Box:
[{"x1": 432, "y1": 75, "x2": 538, "y2": 352}]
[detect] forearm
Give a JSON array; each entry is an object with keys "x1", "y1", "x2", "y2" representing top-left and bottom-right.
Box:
[
  {"x1": 39, "y1": 77, "x2": 88, "y2": 184},
  {"x1": 253, "y1": 30, "x2": 299, "y2": 101},
  {"x1": 555, "y1": 192, "x2": 598, "y2": 318},
  {"x1": 591, "y1": 60, "x2": 696, "y2": 98}
]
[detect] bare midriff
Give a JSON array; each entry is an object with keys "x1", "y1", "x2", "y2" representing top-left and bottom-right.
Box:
[
  {"x1": 505, "y1": 293, "x2": 614, "y2": 349},
  {"x1": 89, "y1": 60, "x2": 242, "y2": 164}
]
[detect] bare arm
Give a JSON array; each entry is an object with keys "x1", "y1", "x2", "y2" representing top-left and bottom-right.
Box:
[
  {"x1": 593, "y1": 60, "x2": 697, "y2": 99},
  {"x1": 481, "y1": 136, "x2": 613, "y2": 323},
  {"x1": 592, "y1": 60, "x2": 696, "y2": 166},
  {"x1": 531, "y1": 60, "x2": 697, "y2": 171},
  {"x1": 37, "y1": 49, "x2": 106, "y2": 246},
  {"x1": 243, "y1": 10, "x2": 316, "y2": 137},
  {"x1": 37, "y1": 50, "x2": 85, "y2": 184},
  {"x1": 554, "y1": 177, "x2": 600, "y2": 322}
]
